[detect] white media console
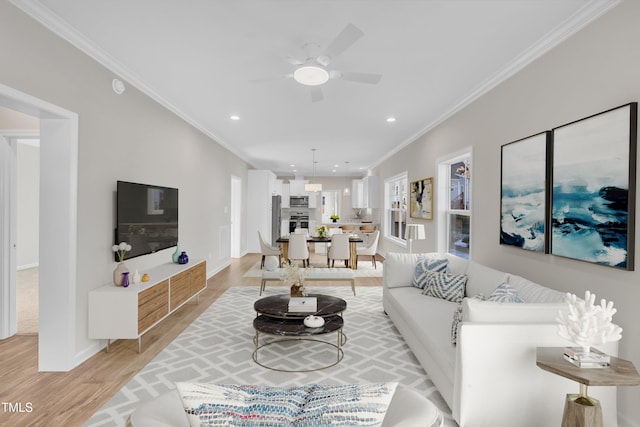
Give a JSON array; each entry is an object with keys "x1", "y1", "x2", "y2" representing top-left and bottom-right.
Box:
[{"x1": 88, "y1": 259, "x2": 206, "y2": 352}]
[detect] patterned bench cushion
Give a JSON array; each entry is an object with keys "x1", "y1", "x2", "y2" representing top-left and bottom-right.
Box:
[{"x1": 176, "y1": 382, "x2": 397, "y2": 426}]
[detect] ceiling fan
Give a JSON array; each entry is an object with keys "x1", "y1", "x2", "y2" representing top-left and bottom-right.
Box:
[{"x1": 254, "y1": 24, "x2": 382, "y2": 102}]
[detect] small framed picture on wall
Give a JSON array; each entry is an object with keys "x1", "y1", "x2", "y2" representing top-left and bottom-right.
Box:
[{"x1": 410, "y1": 177, "x2": 433, "y2": 220}]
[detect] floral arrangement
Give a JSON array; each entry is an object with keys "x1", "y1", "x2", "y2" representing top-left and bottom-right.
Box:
[
  {"x1": 556, "y1": 290, "x2": 622, "y2": 353},
  {"x1": 316, "y1": 225, "x2": 328, "y2": 238},
  {"x1": 330, "y1": 214, "x2": 340, "y2": 221},
  {"x1": 112, "y1": 242, "x2": 132, "y2": 263},
  {"x1": 280, "y1": 260, "x2": 309, "y2": 296}
]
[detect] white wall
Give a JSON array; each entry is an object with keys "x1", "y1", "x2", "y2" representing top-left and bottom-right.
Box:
[
  {"x1": 372, "y1": 2, "x2": 640, "y2": 424},
  {"x1": 16, "y1": 142, "x2": 39, "y2": 268},
  {"x1": 0, "y1": 1, "x2": 249, "y2": 363}
]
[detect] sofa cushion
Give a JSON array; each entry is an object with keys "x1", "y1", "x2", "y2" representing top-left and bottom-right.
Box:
[
  {"x1": 412, "y1": 257, "x2": 449, "y2": 289},
  {"x1": 384, "y1": 253, "x2": 426, "y2": 288},
  {"x1": 423, "y1": 271, "x2": 467, "y2": 303},
  {"x1": 462, "y1": 297, "x2": 567, "y2": 323},
  {"x1": 487, "y1": 282, "x2": 525, "y2": 303},
  {"x1": 465, "y1": 261, "x2": 508, "y2": 297},
  {"x1": 508, "y1": 274, "x2": 566, "y2": 303}
]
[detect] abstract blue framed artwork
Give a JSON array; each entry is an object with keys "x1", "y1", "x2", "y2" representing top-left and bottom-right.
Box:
[
  {"x1": 551, "y1": 103, "x2": 637, "y2": 270},
  {"x1": 500, "y1": 132, "x2": 550, "y2": 252}
]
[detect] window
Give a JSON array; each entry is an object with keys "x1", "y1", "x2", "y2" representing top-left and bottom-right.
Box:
[
  {"x1": 384, "y1": 172, "x2": 408, "y2": 244},
  {"x1": 438, "y1": 150, "x2": 472, "y2": 258}
]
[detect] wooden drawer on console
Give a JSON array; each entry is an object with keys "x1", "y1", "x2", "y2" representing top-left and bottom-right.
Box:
[
  {"x1": 170, "y1": 273, "x2": 192, "y2": 311},
  {"x1": 138, "y1": 280, "x2": 169, "y2": 334},
  {"x1": 189, "y1": 262, "x2": 207, "y2": 295}
]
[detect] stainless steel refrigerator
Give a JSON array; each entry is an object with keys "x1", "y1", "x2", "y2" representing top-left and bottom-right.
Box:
[{"x1": 271, "y1": 195, "x2": 282, "y2": 246}]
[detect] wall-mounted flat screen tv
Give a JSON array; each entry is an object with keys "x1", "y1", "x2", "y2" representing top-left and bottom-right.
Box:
[{"x1": 116, "y1": 180, "x2": 178, "y2": 261}]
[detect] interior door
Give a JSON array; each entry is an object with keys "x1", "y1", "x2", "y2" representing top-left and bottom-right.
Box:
[{"x1": 0, "y1": 135, "x2": 17, "y2": 338}]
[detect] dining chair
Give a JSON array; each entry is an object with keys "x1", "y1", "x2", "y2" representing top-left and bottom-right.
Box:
[
  {"x1": 327, "y1": 233, "x2": 351, "y2": 268},
  {"x1": 258, "y1": 231, "x2": 281, "y2": 269},
  {"x1": 288, "y1": 233, "x2": 310, "y2": 267},
  {"x1": 356, "y1": 230, "x2": 380, "y2": 269},
  {"x1": 340, "y1": 225, "x2": 356, "y2": 233}
]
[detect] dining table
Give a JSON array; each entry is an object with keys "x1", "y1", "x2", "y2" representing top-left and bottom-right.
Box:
[{"x1": 276, "y1": 235, "x2": 364, "y2": 269}]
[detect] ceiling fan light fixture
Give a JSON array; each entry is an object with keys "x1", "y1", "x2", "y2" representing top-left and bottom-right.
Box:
[{"x1": 294, "y1": 66, "x2": 329, "y2": 86}]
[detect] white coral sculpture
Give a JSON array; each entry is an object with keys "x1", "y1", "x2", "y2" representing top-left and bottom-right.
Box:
[{"x1": 556, "y1": 290, "x2": 622, "y2": 353}]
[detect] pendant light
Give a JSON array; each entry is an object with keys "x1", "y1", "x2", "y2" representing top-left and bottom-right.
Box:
[
  {"x1": 305, "y1": 149, "x2": 323, "y2": 192},
  {"x1": 343, "y1": 161, "x2": 351, "y2": 195}
]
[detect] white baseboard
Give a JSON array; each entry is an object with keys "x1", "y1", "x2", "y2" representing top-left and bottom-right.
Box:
[
  {"x1": 17, "y1": 262, "x2": 39, "y2": 270},
  {"x1": 74, "y1": 340, "x2": 104, "y2": 368},
  {"x1": 207, "y1": 260, "x2": 231, "y2": 279}
]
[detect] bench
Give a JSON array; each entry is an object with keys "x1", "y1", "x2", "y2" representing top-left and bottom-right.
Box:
[{"x1": 260, "y1": 268, "x2": 356, "y2": 296}]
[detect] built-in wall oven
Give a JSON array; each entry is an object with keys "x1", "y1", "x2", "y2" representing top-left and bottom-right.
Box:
[{"x1": 289, "y1": 213, "x2": 309, "y2": 233}]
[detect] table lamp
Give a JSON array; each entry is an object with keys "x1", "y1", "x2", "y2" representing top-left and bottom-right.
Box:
[{"x1": 405, "y1": 224, "x2": 425, "y2": 253}]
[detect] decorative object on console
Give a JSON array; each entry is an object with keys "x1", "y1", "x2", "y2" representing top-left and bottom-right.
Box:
[
  {"x1": 178, "y1": 251, "x2": 189, "y2": 264},
  {"x1": 404, "y1": 223, "x2": 425, "y2": 253},
  {"x1": 551, "y1": 103, "x2": 637, "y2": 270},
  {"x1": 141, "y1": 273, "x2": 150, "y2": 282},
  {"x1": 410, "y1": 177, "x2": 433, "y2": 220},
  {"x1": 172, "y1": 243, "x2": 181, "y2": 263},
  {"x1": 132, "y1": 269, "x2": 141, "y2": 284},
  {"x1": 500, "y1": 131, "x2": 550, "y2": 253},
  {"x1": 556, "y1": 290, "x2": 622, "y2": 356},
  {"x1": 122, "y1": 271, "x2": 130, "y2": 288},
  {"x1": 112, "y1": 242, "x2": 132, "y2": 286}
]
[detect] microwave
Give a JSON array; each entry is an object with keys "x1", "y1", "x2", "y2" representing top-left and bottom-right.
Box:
[{"x1": 290, "y1": 196, "x2": 309, "y2": 207}]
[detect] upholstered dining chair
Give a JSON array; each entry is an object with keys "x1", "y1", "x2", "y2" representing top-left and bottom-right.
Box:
[
  {"x1": 288, "y1": 233, "x2": 310, "y2": 267},
  {"x1": 356, "y1": 230, "x2": 380, "y2": 269},
  {"x1": 258, "y1": 231, "x2": 281, "y2": 269},
  {"x1": 327, "y1": 233, "x2": 351, "y2": 268}
]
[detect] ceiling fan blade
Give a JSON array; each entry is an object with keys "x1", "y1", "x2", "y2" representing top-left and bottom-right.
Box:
[
  {"x1": 310, "y1": 86, "x2": 324, "y2": 102},
  {"x1": 319, "y1": 24, "x2": 364, "y2": 65},
  {"x1": 331, "y1": 71, "x2": 382, "y2": 84}
]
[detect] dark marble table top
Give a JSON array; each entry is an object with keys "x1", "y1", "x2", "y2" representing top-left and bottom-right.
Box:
[
  {"x1": 254, "y1": 294, "x2": 347, "y2": 319},
  {"x1": 253, "y1": 315, "x2": 343, "y2": 337}
]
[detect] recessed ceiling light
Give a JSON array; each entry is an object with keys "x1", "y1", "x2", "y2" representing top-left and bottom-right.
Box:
[
  {"x1": 386, "y1": 117, "x2": 396, "y2": 123},
  {"x1": 290, "y1": 164, "x2": 295, "y2": 167},
  {"x1": 332, "y1": 169, "x2": 337, "y2": 173},
  {"x1": 230, "y1": 115, "x2": 240, "y2": 121}
]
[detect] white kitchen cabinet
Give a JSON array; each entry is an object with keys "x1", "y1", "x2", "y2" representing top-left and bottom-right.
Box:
[
  {"x1": 247, "y1": 170, "x2": 278, "y2": 253},
  {"x1": 308, "y1": 191, "x2": 318, "y2": 208},
  {"x1": 352, "y1": 176, "x2": 379, "y2": 208},
  {"x1": 289, "y1": 179, "x2": 308, "y2": 195}
]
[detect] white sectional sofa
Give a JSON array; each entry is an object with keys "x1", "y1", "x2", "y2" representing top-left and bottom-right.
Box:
[{"x1": 383, "y1": 252, "x2": 618, "y2": 427}]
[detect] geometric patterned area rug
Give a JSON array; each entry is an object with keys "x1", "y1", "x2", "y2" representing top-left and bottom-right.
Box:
[
  {"x1": 83, "y1": 286, "x2": 456, "y2": 427},
  {"x1": 242, "y1": 261, "x2": 383, "y2": 278}
]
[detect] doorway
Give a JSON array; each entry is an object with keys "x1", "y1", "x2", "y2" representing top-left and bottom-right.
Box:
[
  {"x1": 0, "y1": 82, "x2": 78, "y2": 371},
  {"x1": 230, "y1": 176, "x2": 242, "y2": 258}
]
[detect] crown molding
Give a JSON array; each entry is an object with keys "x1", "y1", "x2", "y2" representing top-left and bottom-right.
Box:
[
  {"x1": 8, "y1": 0, "x2": 258, "y2": 169},
  {"x1": 370, "y1": 0, "x2": 622, "y2": 170}
]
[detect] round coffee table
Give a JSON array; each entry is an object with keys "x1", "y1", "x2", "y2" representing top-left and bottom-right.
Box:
[{"x1": 252, "y1": 294, "x2": 346, "y2": 372}]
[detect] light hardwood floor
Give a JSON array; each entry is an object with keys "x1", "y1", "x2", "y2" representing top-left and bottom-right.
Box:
[{"x1": 0, "y1": 252, "x2": 383, "y2": 427}]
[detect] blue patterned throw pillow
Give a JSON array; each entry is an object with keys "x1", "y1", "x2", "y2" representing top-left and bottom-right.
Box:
[
  {"x1": 487, "y1": 282, "x2": 525, "y2": 303},
  {"x1": 412, "y1": 257, "x2": 449, "y2": 289},
  {"x1": 451, "y1": 294, "x2": 485, "y2": 345},
  {"x1": 423, "y1": 271, "x2": 467, "y2": 303}
]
